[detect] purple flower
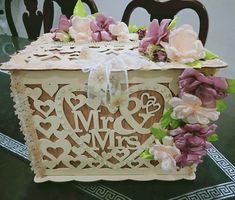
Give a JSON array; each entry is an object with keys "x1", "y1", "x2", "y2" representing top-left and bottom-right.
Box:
[
  {"x1": 51, "y1": 15, "x2": 72, "y2": 33},
  {"x1": 139, "y1": 19, "x2": 171, "y2": 53},
  {"x1": 50, "y1": 15, "x2": 72, "y2": 42},
  {"x1": 153, "y1": 49, "x2": 167, "y2": 62},
  {"x1": 170, "y1": 123, "x2": 217, "y2": 138},
  {"x1": 179, "y1": 68, "x2": 228, "y2": 108},
  {"x1": 146, "y1": 44, "x2": 167, "y2": 62},
  {"x1": 137, "y1": 28, "x2": 146, "y2": 40},
  {"x1": 169, "y1": 124, "x2": 216, "y2": 167},
  {"x1": 174, "y1": 133, "x2": 211, "y2": 167},
  {"x1": 90, "y1": 13, "x2": 116, "y2": 42},
  {"x1": 175, "y1": 153, "x2": 204, "y2": 167}
]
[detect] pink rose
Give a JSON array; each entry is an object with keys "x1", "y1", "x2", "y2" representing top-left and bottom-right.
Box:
[
  {"x1": 69, "y1": 16, "x2": 93, "y2": 42},
  {"x1": 161, "y1": 24, "x2": 205, "y2": 63}
]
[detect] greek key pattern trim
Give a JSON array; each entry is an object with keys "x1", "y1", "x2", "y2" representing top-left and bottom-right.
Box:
[
  {"x1": 169, "y1": 182, "x2": 235, "y2": 200},
  {"x1": 0, "y1": 132, "x2": 133, "y2": 200},
  {"x1": 74, "y1": 183, "x2": 133, "y2": 200},
  {"x1": 207, "y1": 145, "x2": 235, "y2": 182},
  {"x1": 1, "y1": 132, "x2": 235, "y2": 200},
  {"x1": 0, "y1": 132, "x2": 29, "y2": 160}
]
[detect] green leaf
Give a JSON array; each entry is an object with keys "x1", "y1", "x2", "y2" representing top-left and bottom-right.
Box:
[
  {"x1": 139, "y1": 25, "x2": 146, "y2": 30},
  {"x1": 160, "y1": 110, "x2": 172, "y2": 128},
  {"x1": 168, "y1": 16, "x2": 178, "y2": 30},
  {"x1": 140, "y1": 149, "x2": 154, "y2": 160},
  {"x1": 128, "y1": 24, "x2": 139, "y2": 33},
  {"x1": 186, "y1": 60, "x2": 203, "y2": 68},
  {"x1": 216, "y1": 100, "x2": 227, "y2": 112},
  {"x1": 159, "y1": 108, "x2": 182, "y2": 129},
  {"x1": 73, "y1": 0, "x2": 87, "y2": 17},
  {"x1": 170, "y1": 118, "x2": 182, "y2": 129},
  {"x1": 151, "y1": 127, "x2": 167, "y2": 140},
  {"x1": 128, "y1": 24, "x2": 146, "y2": 33},
  {"x1": 205, "y1": 49, "x2": 219, "y2": 60},
  {"x1": 92, "y1": 12, "x2": 98, "y2": 17},
  {"x1": 225, "y1": 79, "x2": 235, "y2": 94},
  {"x1": 207, "y1": 134, "x2": 219, "y2": 142}
]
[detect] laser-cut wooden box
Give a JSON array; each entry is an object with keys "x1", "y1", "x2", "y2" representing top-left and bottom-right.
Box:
[{"x1": 1, "y1": 35, "x2": 226, "y2": 182}]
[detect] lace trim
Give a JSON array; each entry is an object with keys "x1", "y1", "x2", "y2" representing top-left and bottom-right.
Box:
[{"x1": 10, "y1": 71, "x2": 45, "y2": 177}]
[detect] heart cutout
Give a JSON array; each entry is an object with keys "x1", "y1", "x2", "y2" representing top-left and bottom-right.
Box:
[
  {"x1": 112, "y1": 148, "x2": 130, "y2": 162},
  {"x1": 34, "y1": 116, "x2": 61, "y2": 138},
  {"x1": 40, "y1": 122, "x2": 52, "y2": 131},
  {"x1": 65, "y1": 94, "x2": 86, "y2": 111},
  {"x1": 70, "y1": 160, "x2": 81, "y2": 168},
  {"x1": 116, "y1": 152, "x2": 125, "y2": 158},
  {"x1": 47, "y1": 147, "x2": 64, "y2": 158},
  {"x1": 40, "y1": 139, "x2": 72, "y2": 169},
  {"x1": 40, "y1": 105, "x2": 50, "y2": 113},
  {"x1": 25, "y1": 87, "x2": 42, "y2": 100},
  {"x1": 131, "y1": 162, "x2": 139, "y2": 167},
  {"x1": 141, "y1": 93, "x2": 161, "y2": 113},
  {"x1": 34, "y1": 100, "x2": 55, "y2": 117},
  {"x1": 71, "y1": 98, "x2": 81, "y2": 106}
]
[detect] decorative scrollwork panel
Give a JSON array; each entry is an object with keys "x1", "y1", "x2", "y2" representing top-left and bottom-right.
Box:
[{"x1": 25, "y1": 80, "x2": 172, "y2": 173}]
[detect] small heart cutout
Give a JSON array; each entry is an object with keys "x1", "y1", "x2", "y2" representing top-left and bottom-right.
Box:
[
  {"x1": 70, "y1": 160, "x2": 81, "y2": 168},
  {"x1": 34, "y1": 100, "x2": 55, "y2": 117},
  {"x1": 40, "y1": 105, "x2": 50, "y2": 112},
  {"x1": 71, "y1": 98, "x2": 81, "y2": 106},
  {"x1": 47, "y1": 147, "x2": 64, "y2": 158},
  {"x1": 131, "y1": 162, "x2": 139, "y2": 167},
  {"x1": 26, "y1": 87, "x2": 42, "y2": 100},
  {"x1": 34, "y1": 115, "x2": 61, "y2": 138},
  {"x1": 65, "y1": 94, "x2": 86, "y2": 111},
  {"x1": 40, "y1": 122, "x2": 51, "y2": 131},
  {"x1": 112, "y1": 149, "x2": 130, "y2": 162}
]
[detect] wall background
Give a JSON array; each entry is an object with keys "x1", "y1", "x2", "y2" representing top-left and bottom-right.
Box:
[{"x1": 0, "y1": 0, "x2": 234, "y2": 78}]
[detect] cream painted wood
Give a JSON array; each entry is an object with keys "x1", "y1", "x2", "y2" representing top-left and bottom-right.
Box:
[{"x1": 10, "y1": 69, "x2": 199, "y2": 182}]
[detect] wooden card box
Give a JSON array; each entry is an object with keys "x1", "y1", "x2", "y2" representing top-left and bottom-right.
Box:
[{"x1": 9, "y1": 69, "x2": 202, "y2": 182}]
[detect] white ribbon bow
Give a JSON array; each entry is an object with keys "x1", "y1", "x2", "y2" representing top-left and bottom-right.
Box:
[{"x1": 78, "y1": 50, "x2": 150, "y2": 111}]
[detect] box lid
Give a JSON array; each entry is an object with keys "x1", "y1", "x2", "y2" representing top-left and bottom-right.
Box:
[{"x1": 0, "y1": 33, "x2": 227, "y2": 71}]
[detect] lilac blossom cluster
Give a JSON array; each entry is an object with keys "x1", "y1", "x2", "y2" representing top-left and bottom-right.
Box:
[
  {"x1": 179, "y1": 68, "x2": 228, "y2": 108},
  {"x1": 170, "y1": 124, "x2": 217, "y2": 167}
]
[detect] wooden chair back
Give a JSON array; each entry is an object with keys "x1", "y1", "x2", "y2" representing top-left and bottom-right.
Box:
[
  {"x1": 5, "y1": 0, "x2": 98, "y2": 40},
  {"x1": 43, "y1": 0, "x2": 98, "y2": 33},
  {"x1": 122, "y1": 0, "x2": 209, "y2": 45}
]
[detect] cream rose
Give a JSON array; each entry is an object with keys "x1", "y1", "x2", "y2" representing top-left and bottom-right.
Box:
[
  {"x1": 169, "y1": 93, "x2": 220, "y2": 125},
  {"x1": 149, "y1": 137, "x2": 181, "y2": 172},
  {"x1": 109, "y1": 22, "x2": 129, "y2": 42},
  {"x1": 69, "y1": 16, "x2": 93, "y2": 43},
  {"x1": 161, "y1": 24, "x2": 205, "y2": 63}
]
